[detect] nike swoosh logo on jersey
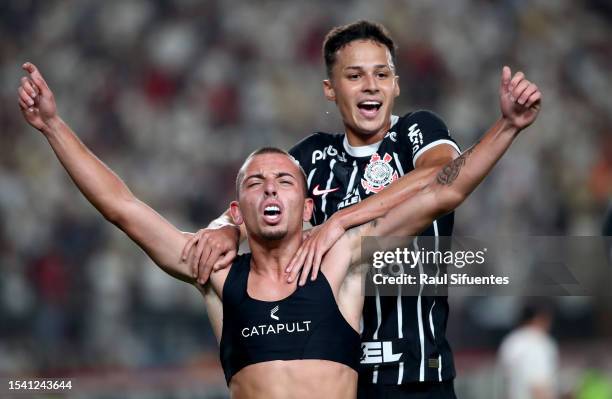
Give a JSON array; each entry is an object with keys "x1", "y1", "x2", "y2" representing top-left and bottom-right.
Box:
[{"x1": 312, "y1": 185, "x2": 340, "y2": 196}]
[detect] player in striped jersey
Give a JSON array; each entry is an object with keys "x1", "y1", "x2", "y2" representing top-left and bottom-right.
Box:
[
  {"x1": 286, "y1": 111, "x2": 458, "y2": 390},
  {"x1": 286, "y1": 22, "x2": 459, "y2": 394},
  {"x1": 183, "y1": 20, "x2": 542, "y2": 398}
]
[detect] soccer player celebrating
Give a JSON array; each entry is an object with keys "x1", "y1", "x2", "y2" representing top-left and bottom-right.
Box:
[
  {"x1": 19, "y1": 42, "x2": 539, "y2": 397},
  {"x1": 184, "y1": 20, "x2": 541, "y2": 398}
]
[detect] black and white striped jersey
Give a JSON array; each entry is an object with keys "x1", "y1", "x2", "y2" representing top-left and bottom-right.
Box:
[{"x1": 289, "y1": 110, "x2": 460, "y2": 385}]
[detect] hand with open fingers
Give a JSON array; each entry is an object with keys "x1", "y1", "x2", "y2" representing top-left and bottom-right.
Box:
[
  {"x1": 499, "y1": 66, "x2": 542, "y2": 131},
  {"x1": 17, "y1": 62, "x2": 58, "y2": 132},
  {"x1": 181, "y1": 225, "x2": 240, "y2": 285},
  {"x1": 286, "y1": 215, "x2": 345, "y2": 286}
]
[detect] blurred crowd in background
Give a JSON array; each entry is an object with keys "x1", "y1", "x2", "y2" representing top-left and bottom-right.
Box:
[{"x1": 0, "y1": 0, "x2": 611, "y2": 398}]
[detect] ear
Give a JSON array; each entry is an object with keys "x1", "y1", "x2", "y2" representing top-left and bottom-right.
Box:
[
  {"x1": 394, "y1": 75, "x2": 400, "y2": 98},
  {"x1": 229, "y1": 201, "x2": 244, "y2": 225},
  {"x1": 303, "y1": 198, "x2": 314, "y2": 222},
  {"x1": 323, "y1": 79, "x2": 336, "y2": 102}
]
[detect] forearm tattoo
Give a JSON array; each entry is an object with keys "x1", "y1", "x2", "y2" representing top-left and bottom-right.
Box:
[{"x1": 436, "y1": 141, "x2": 479, "y2": 185}]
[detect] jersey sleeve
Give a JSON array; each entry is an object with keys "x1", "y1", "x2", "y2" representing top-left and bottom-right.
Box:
[{"x1": 398, "y1": 110, "x2": 461, "y2": 167}]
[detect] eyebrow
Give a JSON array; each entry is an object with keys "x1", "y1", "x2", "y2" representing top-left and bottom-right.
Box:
[
  {"x1": 344, "y1": 64, "x2": 391, "y2": 71},
  {"x1": 244, "y1": 172, "x2": 297, "y2": 183},
  {"x1": 244, "y1": 173, "x2": 265, "y2": 183},
  {"x1": 277, "y1": 172, "x2": 297, "y2": 180}
]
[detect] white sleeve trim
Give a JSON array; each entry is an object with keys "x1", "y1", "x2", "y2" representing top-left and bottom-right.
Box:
[{"x1": 412, "y1": 139, "x2": 461, "y2": 167}]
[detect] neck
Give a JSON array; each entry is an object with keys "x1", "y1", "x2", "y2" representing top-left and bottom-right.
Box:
[
  {"x1": 247, "y1": 232, "x2": 302, "y2": 281},
  {"x1": 344, "y1": 118, "x2": 392, "y2": 146}
]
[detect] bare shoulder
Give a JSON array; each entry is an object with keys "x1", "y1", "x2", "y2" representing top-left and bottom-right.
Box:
[
  {"x1": 195, "y1": 267, "x2": 230, "y2": 343},
  {"x1": 193, "y1": 262, "x2": 235, "y2": 343},
  {"x1": 319, "y1": 233, "x2": 355, "y2": 294},
  {"x1": 206, "y1": 264, "x2": 233, "y2": 300}
]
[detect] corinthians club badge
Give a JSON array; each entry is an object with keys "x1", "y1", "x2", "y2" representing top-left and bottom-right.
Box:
[{"x1": 361, "y1": 153, "x2": 398, "y2": 194}]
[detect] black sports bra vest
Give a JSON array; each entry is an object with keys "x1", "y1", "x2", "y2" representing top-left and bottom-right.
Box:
[{"x1": 219, "y1": 253, "x2": 360, "y2": 384}]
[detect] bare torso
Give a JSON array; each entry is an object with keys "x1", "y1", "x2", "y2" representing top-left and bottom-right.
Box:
[
  {"x1": 202, "y1": 237, "x2": 363, "y2": 399},
  {"x1": 229, "y1": 360, "x2": 357, "y2": 399}
]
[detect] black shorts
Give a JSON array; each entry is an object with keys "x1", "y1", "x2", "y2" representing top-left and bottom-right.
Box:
[{"x1": 357, "y1": 380, "x2": 457, "y2": 399}]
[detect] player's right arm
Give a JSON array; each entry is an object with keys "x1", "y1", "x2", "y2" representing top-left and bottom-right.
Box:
[{"x1": 18, "y1": 62, "x2": 194, "y2": 284}]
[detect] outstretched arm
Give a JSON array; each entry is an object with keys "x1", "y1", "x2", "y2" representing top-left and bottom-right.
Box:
[
  {"x1": 347, "y1": 66, "x2": 541, "y2": 260},
  {"x1": 288, "y1": 66, "x2": 540, "y2": 282},
  {"x1": 18, "y1": 62, "x2": 194, "y2": 283}
]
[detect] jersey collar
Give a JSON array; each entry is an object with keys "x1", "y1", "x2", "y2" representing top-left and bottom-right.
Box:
[{"x1": 342, "y1": 114, "x2": 399, "y2": 158}]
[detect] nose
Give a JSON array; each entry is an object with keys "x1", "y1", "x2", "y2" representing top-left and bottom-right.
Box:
[
  {"x1": 362, "y1": 73, "x2": 379, "y2": 94},
  {"x1": 263, "y1": 179, "x2": 278, "y2": 197}
]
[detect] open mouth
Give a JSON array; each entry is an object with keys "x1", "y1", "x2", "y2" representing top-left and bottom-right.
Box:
[
  {"x1": 262, "y1": 204, "x2": 282, "y2": 224},
  {"x1": 263, "y1": 205, "x2": 281, "y2": 217},
  {"x1": 357, "y1": 100, "x2": 382, "y2": 118}
]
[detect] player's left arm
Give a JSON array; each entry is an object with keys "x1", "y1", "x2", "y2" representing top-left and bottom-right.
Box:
[
  {"x1": 415, "y1": 144, "x2": 460, "y2": 169},
  {"x1": 343, "y1": 66, "x2": 541, "y2": 264}
]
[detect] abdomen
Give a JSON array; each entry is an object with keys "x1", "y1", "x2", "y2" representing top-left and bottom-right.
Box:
[{"x1": 229, "y1": 359, "x2": 357, "y2": 399}]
